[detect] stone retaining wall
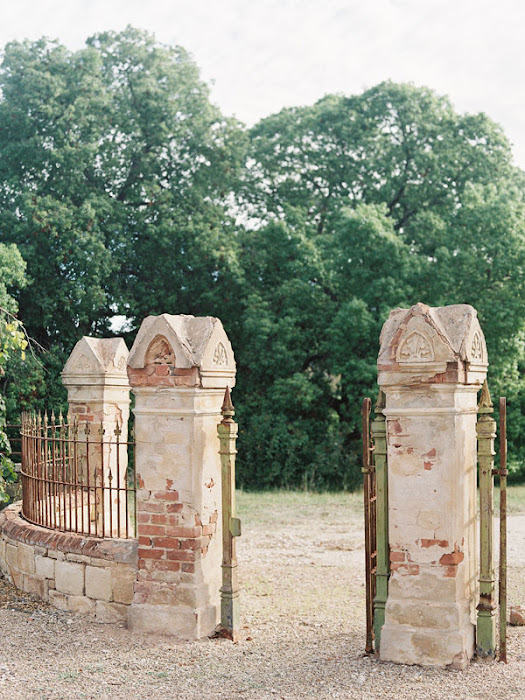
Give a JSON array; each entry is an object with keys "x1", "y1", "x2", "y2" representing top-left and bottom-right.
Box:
[{"x1": 0, "y1": 504, "x2": 137, "y2": 623}]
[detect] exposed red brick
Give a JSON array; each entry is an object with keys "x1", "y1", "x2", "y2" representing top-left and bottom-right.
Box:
[
  {"x1": 424, "y1": 462, "x2": 433, "y2": 470},
  {"x1": 139, "y1": 524, "x2": 166, "y2": 536},
  {"x1": 440, "y1": 547, "x2": 464, "y2": 566},
  {"x1": 153, "y1": 491, "x2": 180, "y2": 502},
  {"x1": 137, "y1": 513, "x2": 150, "y2": 524},
  {"x1": 182, "y1": 562, "x2": 195, "y2": 574},
  {"x1": 443, "y1": 565, "x2": 458, "y2": 578},
  {"x1": 149, "y1": 560, "x2": 180, "y2": 572},
  {"x1": 174, "y1": 367, "x2": 198, "y2": 377},
  {"x1": 390, "y1": 550, "x2": 406, "y2": 562},
  {"x1": 420, "y1": 539, "x2": 449, "y2": 548},
  {"x1": 165, "y1": 525, "x2": 202, "y2": 538},
  {"x1": 138, "y1": 536, "x2": 152, "y2": 547},
  {"x1": 166, "y1": 549, "x2": 195, "y2": 562},
  {"x1": 138, "y1": 548, "x2": 164, "y2": 560},
  {"x1": 142, "y1": 502, "x2": 165, "y2": 514},
  {"x1": 390, "y1": 420, "x2": 403, "y2": 434},
  {"x1": 402, "y1": 564, "x2": 419, "y2": 576},
  {"x1": 166, "y1": 503, "x2": 183, "y2": 514},
  {"x1": 180, "y1": 538, "x2": 202, "y2": 551},
  {"x1": 153, "y1": 537, "x2": 181, "y2": 549},
  {"x1": 150, "y1": 514, "x2": 167, "y2": 525}
]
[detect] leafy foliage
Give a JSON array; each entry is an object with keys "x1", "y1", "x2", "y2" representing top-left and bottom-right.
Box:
[
  {"x1": 0, "y1": 244, "x2": 27, "y2": 502},
  {"x1": 0, "y1": 29, "x2": 523, "y2": 489},
  {"x1": 234, "y1": 82, "x2": 525, "y2": 487}
]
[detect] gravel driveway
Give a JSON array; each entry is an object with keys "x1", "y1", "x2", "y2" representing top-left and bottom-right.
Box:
[{"x1": 0, "y1": 492, "x2": 523, "y2": 700}]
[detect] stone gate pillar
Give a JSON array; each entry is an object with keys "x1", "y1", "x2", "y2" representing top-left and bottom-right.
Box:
[
  {"x1": 62, "y1": 338, "x2": 130, "y2": 535},
  {"x1": 377, "y1": 303, "x2": 488, "y2": 668},
  {"x1": 126, "y1": 314, "x2": 236, "y2": 639}
]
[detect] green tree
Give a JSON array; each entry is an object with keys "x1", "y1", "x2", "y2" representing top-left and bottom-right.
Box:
[
  {"x1": 0, "y1": 243, "x2": 27, "y2": 502},
  {"x1": 234, "y1": 82, "x2": 525, "y2": 487},
  {"x1": 0, "y1": 27, "x2": 245, "y2": 409}
]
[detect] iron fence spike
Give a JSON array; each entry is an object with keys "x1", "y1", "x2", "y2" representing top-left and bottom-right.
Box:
[
  {"x1": 479, "y1": 380, "x2": 493, "y2": 410},
  {"x1": 375, "y1": 389, "x2": 386, "y2": 413},
  {"x1": 221, "y1": 385, "x2": 235, "y2": 415}
]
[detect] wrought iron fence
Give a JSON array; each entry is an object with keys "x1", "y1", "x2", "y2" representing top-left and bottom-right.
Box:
[{"x1": 20, "y1": 412, "x2": 136, "y2": 539}]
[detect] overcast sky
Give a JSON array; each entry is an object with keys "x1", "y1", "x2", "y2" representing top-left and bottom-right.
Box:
[{"x1": 1, "y1": 0, "x2": 524, "y2": 167}]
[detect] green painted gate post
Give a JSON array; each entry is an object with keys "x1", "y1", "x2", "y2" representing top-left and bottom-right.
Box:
[
  {"x1": 476, "y1": 380, "x2": 497, "y2": 657},
  {"x1": 217, "y1": 386, "x2": 241, "y2": 641},
  {"x1": 371, "y1": 389, "x2": 389, "y2": 651}
]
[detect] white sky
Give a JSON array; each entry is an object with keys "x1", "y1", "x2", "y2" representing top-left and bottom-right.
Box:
[{"x1": 1, "y1": 0, "x2": 524, "y2": 168}]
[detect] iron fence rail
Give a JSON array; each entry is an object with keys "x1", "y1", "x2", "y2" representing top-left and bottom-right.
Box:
[{"x1": 20, "y1": 412, "x2": 136, "y2": 539}]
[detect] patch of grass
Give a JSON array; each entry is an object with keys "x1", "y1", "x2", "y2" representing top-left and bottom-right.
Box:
[
  {"x1": 498, "y1": 484, "x2": 525, "y2": 514},
  {"x1": 237, "y1": 484, "x2": 525, "y2": 530},
  {"x1": 57, "y1": 671, "x2": 78, "y2": 680},
  {"x1": 237, "y1": 490, "x2": 363, "y2": 528}
]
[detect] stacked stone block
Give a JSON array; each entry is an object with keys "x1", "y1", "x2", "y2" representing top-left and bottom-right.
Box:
[
  {"x1": 377, "y1": 303, "x2": 488, "y2": 668},
  {"x1": 127, "y1": 314, "x2": 236, "y2": 638},
  {"x1": 0, "y1": 504, "x2": 137, "y2": 622}
]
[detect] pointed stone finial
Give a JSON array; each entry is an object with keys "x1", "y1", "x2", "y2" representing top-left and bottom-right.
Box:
[
  {"x1": 375, "y1": 389, "x2": 386, "y2": 414},
  {"x1": 478, "y1": 380, "x2": 493, "y2": 413},
  {"x1": 221, "y1": 385, "x2": 234, "y2": 416}
]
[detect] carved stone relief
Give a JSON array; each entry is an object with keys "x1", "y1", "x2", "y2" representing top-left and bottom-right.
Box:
[
  {"x1": 398, "y1": 331, "x2": 434, "y2": 363},
  {"x1": 145, "y1": 335, "x2": 175, "y2": 365},
  {"x1": 470, "y1": 332, "x2": 483, "y2": 362},
  {"x1": 75, "y1": 354, "x2": 92, "y2": 372},
  {"x1": 212, "y1": 342, "x2": 228, "y2": 367}
]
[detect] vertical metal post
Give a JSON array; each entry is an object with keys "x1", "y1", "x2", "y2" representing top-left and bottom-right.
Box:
[
  {"x1": 217, "y1": 386, "x2": 241, "y2": 641},
  {"x1": 371, "y1": 389, "x2": 388, "y2": 651},
  {"x1": 362, "y1": 397, "x2": 375, "y2": 654},
  {"x1": 498, "y1": 397, "x2": 508, "y2": 663},
  {"x1": 476, "y1": 380, "x2": 497, "y2": 657}
]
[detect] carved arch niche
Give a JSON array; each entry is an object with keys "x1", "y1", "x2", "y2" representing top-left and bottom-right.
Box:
[
  {"x1": 145, "y1": 335, "x2": 176, "y2": 366},
  {"x1": 397, "y1": 330, "x2": 435, "y2": 364}
]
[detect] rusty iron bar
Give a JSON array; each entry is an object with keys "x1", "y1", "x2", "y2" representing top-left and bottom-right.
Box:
[
  {"x1": 498, "y1": 397, "x2": 508, "y2": 663},
  {"x1": 476, "y1": 380, "x2": 497, "y2": 658},
  {"x1": 362, "y1": 397, "x2": 376, "y2": 654},
  {"x1": 371, "y1": 389, "x2": 388, "y2": 651},
  {"x1": 218, "y1": 386, "x2": 241, "y2": 641},
  {"x1": 20, "y1": 414, "x2": 136, "y2": 539}
]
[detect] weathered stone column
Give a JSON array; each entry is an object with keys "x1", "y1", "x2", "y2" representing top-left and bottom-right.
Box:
[
  {"x1": 126, "y1": 314, "x2": 236, "y2": 639},
  {"x1": 377, "y1": 303, "x2": 488, "y2": 668},
  {"x1": 62, "y1": 338, "x2": 130, "y2": 536}
]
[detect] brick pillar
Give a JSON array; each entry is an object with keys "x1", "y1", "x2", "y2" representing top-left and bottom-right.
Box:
[
  {"x1": 377, "y1": 303, "x2": 488, "y2": 668},
  {"x1": 126, "y1": 314, "x2": 236, "y2": 639},
  {"x1": 61, "y1": 337, "x2": 130, "y2": 536}
]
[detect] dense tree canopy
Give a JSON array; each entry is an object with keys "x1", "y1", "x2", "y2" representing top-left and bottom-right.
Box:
[
  {"x1": 234, "y1": 82, "x2": 524, "y2": 486},
  {"x1": 0, "y1": 243, "x2": 27, "y2": 501},
  {"x1": 0, "y1": 30, "x2": 523, "y2": 488}
]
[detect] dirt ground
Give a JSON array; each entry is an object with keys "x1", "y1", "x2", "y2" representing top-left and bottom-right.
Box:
[{"x1": 0, "y1": 490, "x2": 523, "y2": 700}]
